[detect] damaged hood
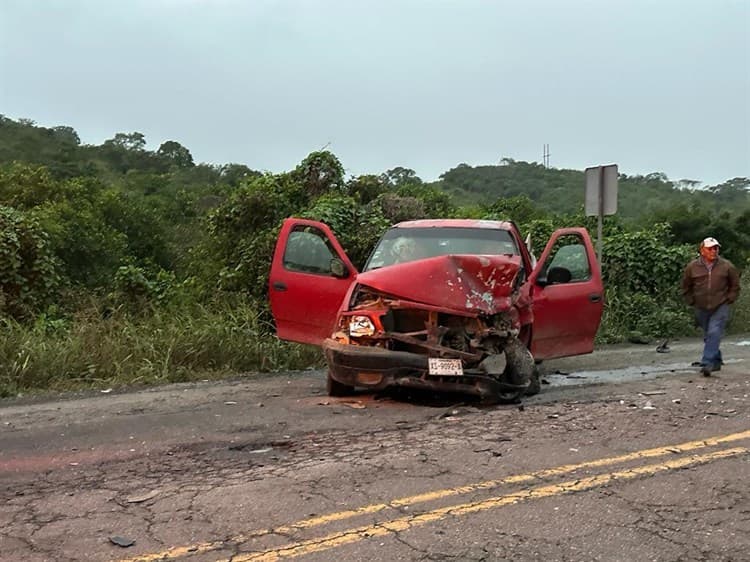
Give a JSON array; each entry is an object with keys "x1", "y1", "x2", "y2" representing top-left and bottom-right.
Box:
[{"x1": 357, "y1": 254, "x2": 522, "y2": 314}]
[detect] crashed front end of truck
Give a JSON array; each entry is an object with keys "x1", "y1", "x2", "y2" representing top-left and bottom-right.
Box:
[{"x1": 322, "y1": 253, "x2": 537, "y2": 402}]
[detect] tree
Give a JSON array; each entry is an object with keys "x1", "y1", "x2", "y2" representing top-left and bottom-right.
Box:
[
  {"x1": 292, "y1": 151, "x2": 345, "y2": 198},
  {"x1": 220, "y1": 163, "x2": 261, "y2": 187},
  {"x1": 52, "y1": 126, "x2": 81, "y2": 146},
  {"x1": 99, "y1": 132, "x2": 161, "y2": 174},
  {"x1": 157, "y1": 141, "x2": 194, "y2": 168},
  {"x1": 376, "y1": 193, "x2": 426, "y2": 223},
  {"x1": 396, "y1": 183, "x2": 455, "y2": 218},
  {"x1": 0, "y1": 163, "x2": 63, "y2": 208},
  {"x1": 346, "y1": 174, "x2": 389, "y2": 204},
  {"x1": 484, "y1": 195, "x2": 547, "y2": 224},
  {"x1": 380, "y1": 167, "x2": 422, "y2": 188},
  {"x1": 105, "y1": 132, "x2": 146, "y2": 152},
  {"x1": 675, "y1": 179, "x2": 702, "y2": 190}
]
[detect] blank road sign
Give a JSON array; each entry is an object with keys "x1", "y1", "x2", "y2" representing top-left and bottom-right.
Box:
[{"x1": 585, "y1": 164, "x2": 618, "y2": 216}]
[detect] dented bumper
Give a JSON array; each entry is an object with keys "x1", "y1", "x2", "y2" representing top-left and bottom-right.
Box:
[{"x1": 322, "y1": 338, "x2": 528, "y2": 399}]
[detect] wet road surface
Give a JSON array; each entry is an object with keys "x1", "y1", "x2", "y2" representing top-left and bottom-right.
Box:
[{"x1": 1, "y1": 335, "x2": 749, "y2": 561}]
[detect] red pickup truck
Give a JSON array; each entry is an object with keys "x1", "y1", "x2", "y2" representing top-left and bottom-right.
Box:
[{"x1": 269, "y1": 218, "x2": 603, "y2": 402}]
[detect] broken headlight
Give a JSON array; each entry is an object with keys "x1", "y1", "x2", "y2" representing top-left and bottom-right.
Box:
[{"x1": 348, "y1": 315, "x2": 376, "y2": 337}]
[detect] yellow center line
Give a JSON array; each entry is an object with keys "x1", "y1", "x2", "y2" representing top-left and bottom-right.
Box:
[
  {"x1": 231, "y1": 447, "x2": 748, "y2": 562},
  {"x1": 120, "y1": 429, "x2": 750, "y2": 562}
]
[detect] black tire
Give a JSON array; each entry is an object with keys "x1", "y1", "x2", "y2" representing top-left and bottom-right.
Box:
[
  {"x1": 496, "y1": 339, "x2": 535, "y2": 403},
  {"x1": 494, "y1": 388, "x2": 525, "y2": 404},
  {"x1": 326, "y1": 371, "x2": 355, "y2": 397}
]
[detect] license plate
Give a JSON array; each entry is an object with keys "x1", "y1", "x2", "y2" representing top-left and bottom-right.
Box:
[{"x1": 428, "y1": 358, "x2": 463, "y2": 376}]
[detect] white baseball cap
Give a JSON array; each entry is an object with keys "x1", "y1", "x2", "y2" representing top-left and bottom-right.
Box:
[{"x1": 702, "y1": 237, "x2": 721, "y2": 248}]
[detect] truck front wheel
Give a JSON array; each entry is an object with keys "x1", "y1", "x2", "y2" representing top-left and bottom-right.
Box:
[{"x1": 525, "y1": 365, "x2": 541, "y2": 396}]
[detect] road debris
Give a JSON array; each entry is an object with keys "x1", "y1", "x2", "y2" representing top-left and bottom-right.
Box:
[
  {"x1": 126, "y1": 490, "x2": 160, "y2": 503},
  {"x1": 109, "y1": 536, "x2": 135, "y2": 548},
  {"x1": 642, "y1": 401, "x2": 656, "y2": 410},
  {"x1": 439, "y1": 408, "x2": 463, "y2": 419},
  {"x1": 343, "y1": 401, "x2": 366, "y2": 409},
  {"x1": 641, "y1": 390, "x2": 667, "y2": 396}
]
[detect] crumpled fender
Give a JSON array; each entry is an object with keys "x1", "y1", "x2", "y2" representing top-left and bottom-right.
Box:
[{"x1": 356, "y1": 254, "x2": 522, "y2": 315}]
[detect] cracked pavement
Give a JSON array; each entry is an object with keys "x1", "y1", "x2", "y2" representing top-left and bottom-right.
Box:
[{"x1": 1, "y1": 336, "x2": 749, "y2": 561}]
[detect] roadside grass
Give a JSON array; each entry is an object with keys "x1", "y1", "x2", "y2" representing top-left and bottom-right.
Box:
[
  {"x1": 2, "y1": 276, "x2": 746, "y2": 398},
  {"x1": 0, "y1": 297, "x2": 324, "y2": 398}
]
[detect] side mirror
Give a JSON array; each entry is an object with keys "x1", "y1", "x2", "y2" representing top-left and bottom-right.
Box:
[
  {"x1": 540, "y1": 266, "x2": 572, "y2": 286},
  {"x1": 330, "y1": 257, "x2": 349, "y2": 279}
]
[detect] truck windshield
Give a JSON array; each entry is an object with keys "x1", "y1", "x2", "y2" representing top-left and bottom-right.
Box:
[{"x1": 364, "y1": 227, "x2": 519, "y2": 271}]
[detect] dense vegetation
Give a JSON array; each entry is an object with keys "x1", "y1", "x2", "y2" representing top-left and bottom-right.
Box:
[{"x1": 1, "y1": 115, "x2": 747, "y2": 397}]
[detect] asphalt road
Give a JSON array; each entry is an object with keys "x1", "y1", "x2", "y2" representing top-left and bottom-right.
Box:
[{"x1": 1, "y1": 335, "x2": 749, "y2": 562}]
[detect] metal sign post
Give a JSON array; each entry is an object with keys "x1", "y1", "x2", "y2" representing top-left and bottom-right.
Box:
[{"x1": 585, "y1": 164, "x2": 618, "y2": 264}]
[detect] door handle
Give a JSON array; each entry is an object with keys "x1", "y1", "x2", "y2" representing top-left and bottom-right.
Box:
[
  {"x1": 588, "y1": 293, "x2": 601, "y2": 303},
  {"x1": 273, "y1": 281, "x2": 287, "y2": 291}
]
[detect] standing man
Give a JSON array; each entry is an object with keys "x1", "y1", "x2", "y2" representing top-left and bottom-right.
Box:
[{"x1": 681, "y1": 237, "x2": 741, "y2": 376}]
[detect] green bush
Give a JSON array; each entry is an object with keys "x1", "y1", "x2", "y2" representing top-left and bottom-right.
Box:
[
  {"x1": 302, "y1": 194, "x2": 390, "y2": 269},
  {"x1": 728, "y1": 273, "x2": 749, "y2": 334},
  {"x1": 0, "y1": 206, "x2": 60, "y2": 320},
  {"x1": 595, "y1": 225, "x2": 696, "y2": 343}
]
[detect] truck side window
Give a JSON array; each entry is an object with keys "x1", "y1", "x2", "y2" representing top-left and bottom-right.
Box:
[
  {"x1": 283, "y1": 226, "x2": 336, "y2": 275},
  {"x1": 541, "y1": 234, "x2": 591, "y2": 282}
]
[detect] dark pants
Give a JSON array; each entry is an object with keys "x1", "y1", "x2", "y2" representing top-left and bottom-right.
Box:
[{"x1": 695, "y1": 303, "x2": 730, "y2": 367}]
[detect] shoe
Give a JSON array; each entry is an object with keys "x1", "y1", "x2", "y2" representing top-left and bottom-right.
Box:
[
  {"x1": 692, "y1": 361, "x2": 721, "y2": 370},
  {"x1": 701, "y1": 365, "x2": 712, "y2": 377}
]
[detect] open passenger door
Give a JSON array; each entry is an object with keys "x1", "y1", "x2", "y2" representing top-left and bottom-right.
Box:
[
  {"x1": 528, "y1": 228, "x2": 604, "y2": 360},
  {"x1": 269, "y1": 218, "x2": 358, "y2": 346}
]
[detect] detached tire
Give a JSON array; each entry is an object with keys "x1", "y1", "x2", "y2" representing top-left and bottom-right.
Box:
[{"x1": 326, "y1": 371, "x2": 355, "y2": 397}]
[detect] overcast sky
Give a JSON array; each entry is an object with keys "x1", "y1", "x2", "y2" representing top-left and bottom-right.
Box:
[{"x1": 1, "y1": 0, "x2": 748, "y2": 186}]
